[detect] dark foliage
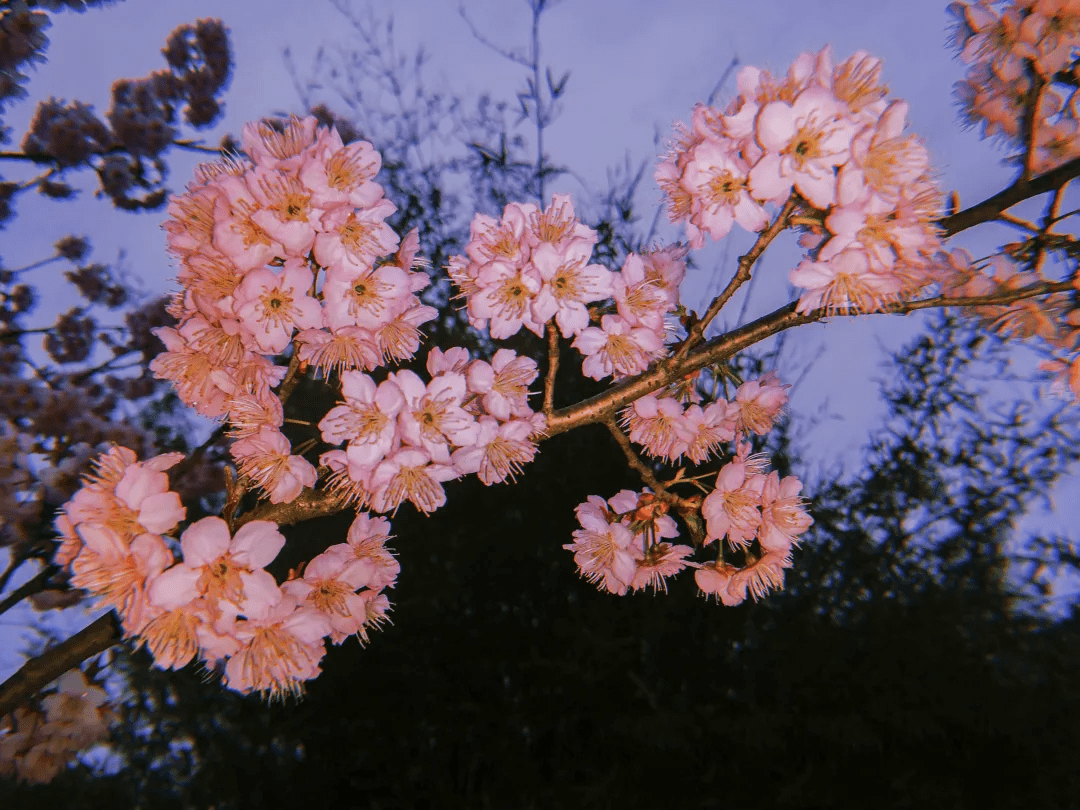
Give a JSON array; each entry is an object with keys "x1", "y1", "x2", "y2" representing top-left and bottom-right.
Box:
[{"x1": 3, "y1": 315, "x2": 1077, "y2": 810}]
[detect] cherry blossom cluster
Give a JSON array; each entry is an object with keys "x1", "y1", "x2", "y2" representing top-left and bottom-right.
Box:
[
  {"x1": 318, "y1": 345, "x2": 546, "y2": 514},
  {"x1": 154, "y1": 114, "x2": 435, "y2": 504},
  {"x1": 696, "y1": 451, "x2": 812, "y2": 605},
  {"x1": 562, "y1": 489, "x2": 694, "y2": 595},
  {"x1": 0, "y1": 670, "x2": 115, "y2": 785},
  {"x1": 620, "y1": 371, "x2": 789, "y2": 463},
  {"x1": 52, "y1": 445, "x2": 399, "y2": 700},
  {"x1": 656, "y1": 47, "x2": 945, "y2": 315},
  {"x1": 565, "y1": 369, "x2": 809, "y2": 600},
  {"x1": 950, "y1": 0, "x2": 1080, "y2": 173},
  {"x1": 448, "y1": 197, "x2": 687, "y2": 381}
]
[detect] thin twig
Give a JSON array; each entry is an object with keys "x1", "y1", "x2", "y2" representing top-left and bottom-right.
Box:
[
  {"x1": 676, "y1": 193, "x2": 798, "y2": 360},
  {"x1": 170, "y1": 139, "x2": 226, "y2": 155},
  {"x1": 544, "y1": 278, "x2": 1074, "y2": 439},
  {"x1": 543, "y1": 320, "x2": 559, "y2": 416},
  {"x1": 602, "y1": 419, "x2": 693, "y2": 509},
  {"x1": 0, "y1": 553, "x2": 23, "y2": 595},
  {"x1": 0, "y1": 567, "x2": 58, "y2": 617}
]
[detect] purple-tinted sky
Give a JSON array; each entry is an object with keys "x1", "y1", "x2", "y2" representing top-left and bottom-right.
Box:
[{"x1": 4, "y1": 0, "x2": 1012, "y2": 466}]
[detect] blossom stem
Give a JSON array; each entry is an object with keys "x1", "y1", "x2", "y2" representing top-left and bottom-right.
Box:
[
  {"x1": 602, "y1": 418, "x2": 694, "y2": 510},
  {"x1": 276, "y1": 349, "x2": 303, "y2": 406},
  {"x1": 543, "y1": 319, "x2": 559, "y2": 416},
  {"x1": 674, "y1": 193, "x2": 799, "y2": 361}
]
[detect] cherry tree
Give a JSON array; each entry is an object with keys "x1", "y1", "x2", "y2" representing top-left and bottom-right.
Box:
[{"x1": 2, "y1": 0, "x2": 1080, "y2": 786}]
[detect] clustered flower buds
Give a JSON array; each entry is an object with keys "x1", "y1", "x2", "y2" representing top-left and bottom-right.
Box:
[{"x1": 657, "y1": 47, "x2": 945, "y2": 315}]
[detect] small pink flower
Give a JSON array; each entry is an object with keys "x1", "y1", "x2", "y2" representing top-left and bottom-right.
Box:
[
  {"x1": 529, "y1": 240, "x2": 613, "y2": 337},
  {"x1": 758, "y1": 471, "x2": 813, "y2": 553},
  {"x1": 750, "y1": 86, "x2": 858, "y2": 209},
  {"x1": 730, "y1": 372, "x2": 790, "y2": 437},
  {"x1": 223, "y1": 593, "x2": 330, "y2": 700},
  {"x1": 573, "y1": 315, "x2": 665, "y2": 381},
  {"x1": 630, "y1": 542, "x2": 696, "y2": 593},
  {"x1": 563, "y1": 496, "x2": 642, "y2": 595},
  {"x1": 465, "y1": 349, "x2": 539, "y2": 420},
  {"x1": 694, "y1": 561, "x2": 745, "y2": 606},
  {"x1": 231, "y1": 426, "x2": 317, "y2": 504},
  {"x1": 149, "y1": 516, "x2": 285, "y2": 622},
  {"x1": 234, "y1": 261, "x2": 324, "y2": 354},
  {"x1": 701, "y1": 460, "x2": 764, "y2": 549}
]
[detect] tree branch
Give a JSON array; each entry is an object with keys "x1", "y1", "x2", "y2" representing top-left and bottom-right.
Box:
[
  {"x1": 603, "y1": 419, "x2": 693, "y2": 509},
  {"x1": 545, "y1": 279, "x2": 1074, "y2": 438},
  {"x1": 675, "y1": 193, "x2": 798, "y2": 361},
  {"x1": 0, "y1": 566, "x2": 59, "y2": 617},
  {"x1": 938, "y1": 156, "x2": 1080, "y2": 237},
  {"x1": 0, "y1": 613, "x2": 121, "y2": 718}
]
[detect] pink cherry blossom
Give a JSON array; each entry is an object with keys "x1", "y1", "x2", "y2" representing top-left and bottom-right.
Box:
[
  {"x1": 282, "y1": 548, "x2": 375, "y2": 644},
  {"x1": 750, "y1": 86, "x2": 858, "y2": 209},
  {"x1": 241, "y1": 115, "x2": 319, "y2": 171},
  {"x1": 450, "y1": 417, "x2": 538, "y2": 485},
  {"x1": 563, "y1": 496, "x2": 642, "y2": 595},
  {"x1": 758, "y1": 471, "x2": 813, "y2": 553},
  {"x1": 149, "y1": 516, "x2": 285, "y2": 622},
  {"x1": 701, "y1": 460, "x2": 764, "y2": 549},
  {"x1": 234, "y1": 261, "x2": 324, "y2": 354},
  {"x1": 529, "y1": 240, "x2": 614, "y2": 337},
  {"x1": 573, "y1": 314, "x2": 665, "y2": 380},
  {"x1": 695, "y1": 562, "x2": 746, "y2": 606},
  {"x1": 465, "y1": 349, "x2": 539, "y2": 420},
  {"x1": 367, "y1": 447, "x2": 458, "y2": 515},
  {"x1": 223, "y1": 593, "x2": 330, "y2": 700},
  {"x1": 789, "y1": 246, "x2": 904, "y2": 315},
  {"x1": 621, "y1": 395, "x2": 689, "y2": 461},
  {"x1": 231, "y1": 426, "x2": 317, "y2": 504},
  {"x1": 682, "y1": 141, "x2": 768, "y2": 240},
  {"x1": 730, "y1": 372, "x2": 790, "y2": 437}
]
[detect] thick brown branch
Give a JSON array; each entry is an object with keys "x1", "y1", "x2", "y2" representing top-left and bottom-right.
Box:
[
  {"x1": 545, "y1": 280, "x2": 1073, "y2": 438},
  {"x1": 0, "y1": 613, "x2": 121, "y2": 718},
  {"x1": 235, "y1": 487, "x2": 352, "y2": 529},
  {"x1": 938, "y1": 156, "x2": 1080, "y2": 237}
]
